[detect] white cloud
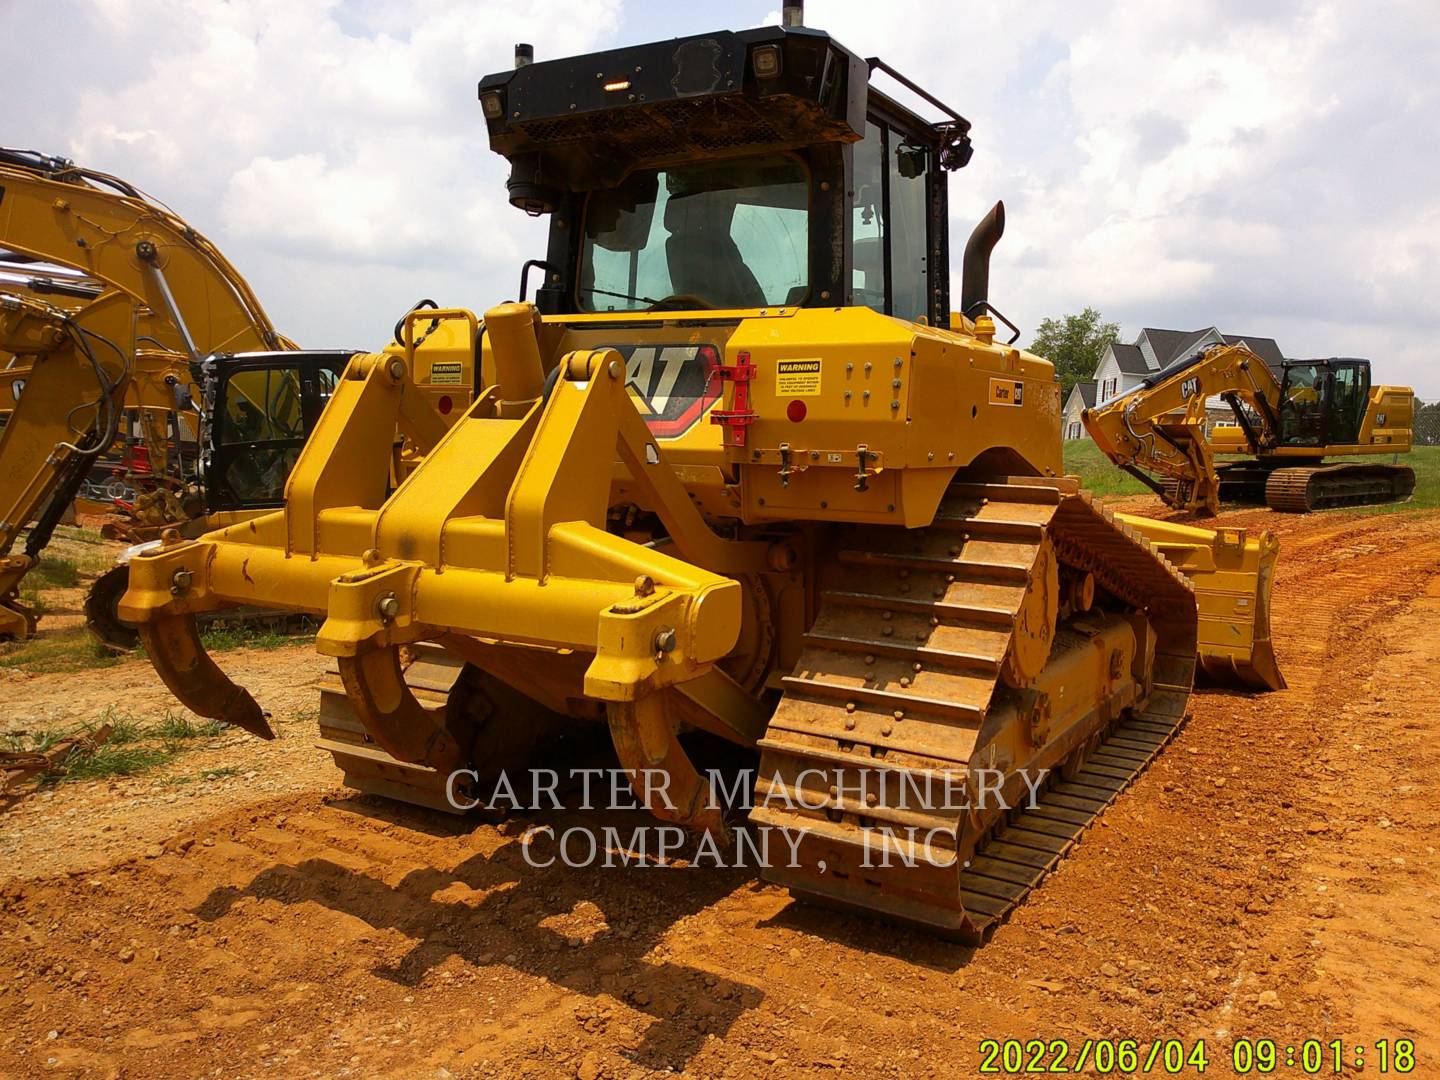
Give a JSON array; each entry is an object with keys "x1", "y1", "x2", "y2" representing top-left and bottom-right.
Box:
[
  {"x1": 11, "y1": 0, "x2": 1440, "y2": 397},
  {"x1": 797, "y1": 0, "x2": 1440, "y2": 395},
  {"x1": 11, "y1": 0, "x2": 621, "y2": 346}
]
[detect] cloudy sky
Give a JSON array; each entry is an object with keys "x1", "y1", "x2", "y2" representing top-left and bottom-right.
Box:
[{"x1": 9, "y1": 0, "x2": 1440, "y2": 396}]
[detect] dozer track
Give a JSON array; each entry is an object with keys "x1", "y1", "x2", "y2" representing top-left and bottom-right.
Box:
[
  {"x1": 1263, "y1": 462, "x2": 1415, "y2": 513},
  {"x1": 316, "y1": 645, "x2": 467, "y2": 813},
  {"x1": 751, "y1": 478, "x2": 1197, "y2": 942}
]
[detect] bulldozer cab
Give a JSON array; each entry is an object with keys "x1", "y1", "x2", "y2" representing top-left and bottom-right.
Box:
[
  {"x1": 479, "y1": 26, "x2": 973, "y2": 326},
  {"x1": 1277, "y1": 359, "x2": 1371, "y2": 448},
  {"x1": 196, "y1": 351, "x2": 351, "y2": 511}
]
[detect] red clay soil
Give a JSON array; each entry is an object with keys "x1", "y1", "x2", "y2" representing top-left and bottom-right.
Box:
[{"x1": 1, "y1": 504, "x2": 1437, "y2": 1078}]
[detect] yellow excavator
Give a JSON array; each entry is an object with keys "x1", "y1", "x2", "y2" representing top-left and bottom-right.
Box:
[
  {"x1": 0, "y1": 149, "x2": 473, "y2": 643},
  {"x1": 1083, "y1": 341, "x2": 1415, "y2": 514},
  {"x1": 122, "y1": 7, "x2": 1284, "y2": 940},
  {"x1": 0, "y1": 146, "x2": 288, "y2": 639}
]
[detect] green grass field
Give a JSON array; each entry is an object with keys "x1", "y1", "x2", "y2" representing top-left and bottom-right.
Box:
[{"x1": 1062, "y1": 440, "x2": 1439, "y2": 511}]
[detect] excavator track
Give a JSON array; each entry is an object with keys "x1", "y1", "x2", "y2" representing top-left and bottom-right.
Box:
[
  {"x1": 751, "y1": 478, "x2": 1197, "y2": 941},
  {"x1": 1264, "y1": 463, "x2": 1415, "y2": 513}
]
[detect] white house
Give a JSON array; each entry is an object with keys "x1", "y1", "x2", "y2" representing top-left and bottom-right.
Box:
[
  {"x1": 1069, "y1": 326, "x2": 1288, "y2": 439},
  {"x1": 1062, "y1": 380, "x2": 1096, "y2": 440}
]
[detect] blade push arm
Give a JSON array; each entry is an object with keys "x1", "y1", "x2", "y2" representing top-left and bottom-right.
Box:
[{"x1": 1082, "y1": 344, "x2": 1283, "y2": 515}]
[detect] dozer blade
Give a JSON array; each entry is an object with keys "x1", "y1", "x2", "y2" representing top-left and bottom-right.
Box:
[{"x1": 1117, "y1": 512, "x2": 1284, "y2": 691}]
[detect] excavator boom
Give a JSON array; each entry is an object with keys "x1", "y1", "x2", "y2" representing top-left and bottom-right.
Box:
[{"x1": 0, "y1": 148, "x2": 285, "y2": 356}]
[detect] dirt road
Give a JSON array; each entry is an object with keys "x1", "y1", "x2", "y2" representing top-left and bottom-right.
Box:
[{"x1": 2, "y1": 504, "x2": 1437, "y2": 1078}]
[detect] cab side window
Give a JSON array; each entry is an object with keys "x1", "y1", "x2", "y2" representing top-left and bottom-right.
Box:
[{"x1": 850, "y1": 119, "x2": 930, "y2": 322}]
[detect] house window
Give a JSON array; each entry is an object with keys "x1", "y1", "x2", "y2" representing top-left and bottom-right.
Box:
[
  {"x1": 1101, "y1": 377, "x2": 1118, "y2": 401},
  {"x1": 1067, "y1": 421, "x2": 1081, "y2": 439}
]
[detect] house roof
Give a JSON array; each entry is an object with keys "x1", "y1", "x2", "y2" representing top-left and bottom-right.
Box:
[
  {"x1": 1097, "y1": 327, "x2": 1290, "y2": 382},
  {"x1": 1137, "y1": 327, "x2": 1288, "y2": 374},
  {"x1": 1138, "y1": 328, "x2": 1195, "y2": 369},
  {"x1": 1222, "y1": 334, "x2": 1286, "y2": 372},
  {"x1": 1074, "y1": 380, "x2": 1097, "y2": 408},
  {"x1": 1109, "y1": 342, "x2": 1149, "y2": 375}
]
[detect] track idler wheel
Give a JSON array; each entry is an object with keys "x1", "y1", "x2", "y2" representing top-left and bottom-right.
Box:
[
  {"x1": 86, "y1": 565, "x2": 141, "y2": 652},
  {"x1": 445, "y1": 663, "x2": 565, "y2": 794}
]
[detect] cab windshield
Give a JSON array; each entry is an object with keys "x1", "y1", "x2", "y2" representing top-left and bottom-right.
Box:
[{"x1": 578, "y1": 154, "x2": 808, "y2": 312}]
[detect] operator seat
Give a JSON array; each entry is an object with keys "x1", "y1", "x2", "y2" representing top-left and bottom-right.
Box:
[{"x1": 663, "y1": 191, "x2": 766, "y2": 308}]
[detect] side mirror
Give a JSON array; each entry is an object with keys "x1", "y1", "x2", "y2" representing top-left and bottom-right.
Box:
[{"x1": 895, "y1": 144, "x2": 928, "y2": 179}]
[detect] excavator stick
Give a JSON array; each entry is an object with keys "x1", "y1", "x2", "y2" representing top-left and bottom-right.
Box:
[
  {"x1": 1118, "y1": 513, "x2": 1284, "y2": 690},
  {"x1": 121, "y1": 303, "x2": 768, "y2": 830},
  {"x1": 0, "y1": 290, "x2": 136, "y2": 639}
]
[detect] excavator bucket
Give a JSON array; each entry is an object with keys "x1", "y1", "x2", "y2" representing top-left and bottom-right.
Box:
[{"x1": 1117, "y1": 513, "x2": 1284, "y2": 691}]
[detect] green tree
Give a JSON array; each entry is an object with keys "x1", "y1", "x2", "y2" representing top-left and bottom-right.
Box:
[
  {"x1": 1026, "y1": 307, "x2": 1121, "y2": 398},
  {"x1": 1414, "y1": 400, "x2": 1440, "y2": 446}
]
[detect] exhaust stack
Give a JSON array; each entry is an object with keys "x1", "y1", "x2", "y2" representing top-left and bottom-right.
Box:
[
  {"x1": 960, "y1": 201, "x2": 1005, "y2": 318},
  {"x1": 782, "y1": 2, "x2": 804, "y2": 27},
  {"x1": 514, "y1": 43, "x2": 533, "y2": 68}
]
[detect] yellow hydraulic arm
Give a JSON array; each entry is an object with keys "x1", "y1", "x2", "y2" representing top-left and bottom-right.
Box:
[
  {"x1": 0, "y1": 148, "x2": 287, "y2": 358},
  {"x1": 1082, "y1": 344, "x2": 1283, "y2": 515},
  {"x1": 0, "y1": 289, "x2": 136, "y2": 637},
  {"x1": 0, "y1": 150, "x2": 298, "y2": 545}
]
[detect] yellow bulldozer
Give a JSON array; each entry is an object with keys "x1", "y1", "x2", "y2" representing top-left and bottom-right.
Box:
[
  {"x1": 121, "y1": 9, "x2": 1285, "y2": 940},
  {"x1": 1083, "y1": 340, "x2": 1415, "y2": 514}
]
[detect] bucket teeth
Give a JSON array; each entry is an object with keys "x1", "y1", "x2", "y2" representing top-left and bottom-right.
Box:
[{"x1": 138, "y1": 614, "x2": 273, "y2": 740}]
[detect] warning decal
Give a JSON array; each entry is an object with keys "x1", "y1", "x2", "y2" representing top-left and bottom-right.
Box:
[
  {"x1": 987, "y1": 377, "x2": 1024, "y2": 407},
  {"x1": 777, "y1": 359, "x2": 822, "y2": 396},
  {"x1": 429, "y1": 361, "x2": 465, "y2": 386}
]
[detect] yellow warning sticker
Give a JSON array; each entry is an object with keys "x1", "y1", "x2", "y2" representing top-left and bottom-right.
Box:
[
  {"x1": 987, "y1": 377, "x2": 1024, "y2": 407},
  {"x1": 429, "y1": 361, "x2": 465, "y2": 386},
  {"x1": 776, "y1": 359, "x2": 822, "y2": 396}
]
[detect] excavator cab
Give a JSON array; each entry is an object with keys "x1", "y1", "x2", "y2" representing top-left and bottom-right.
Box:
[
  {"x1": 195, "y1": 352, "x2": 352, "y2": 512},
  {"x1": 1277, "y1": 359, "x2": 1370, "y2": 449}
]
